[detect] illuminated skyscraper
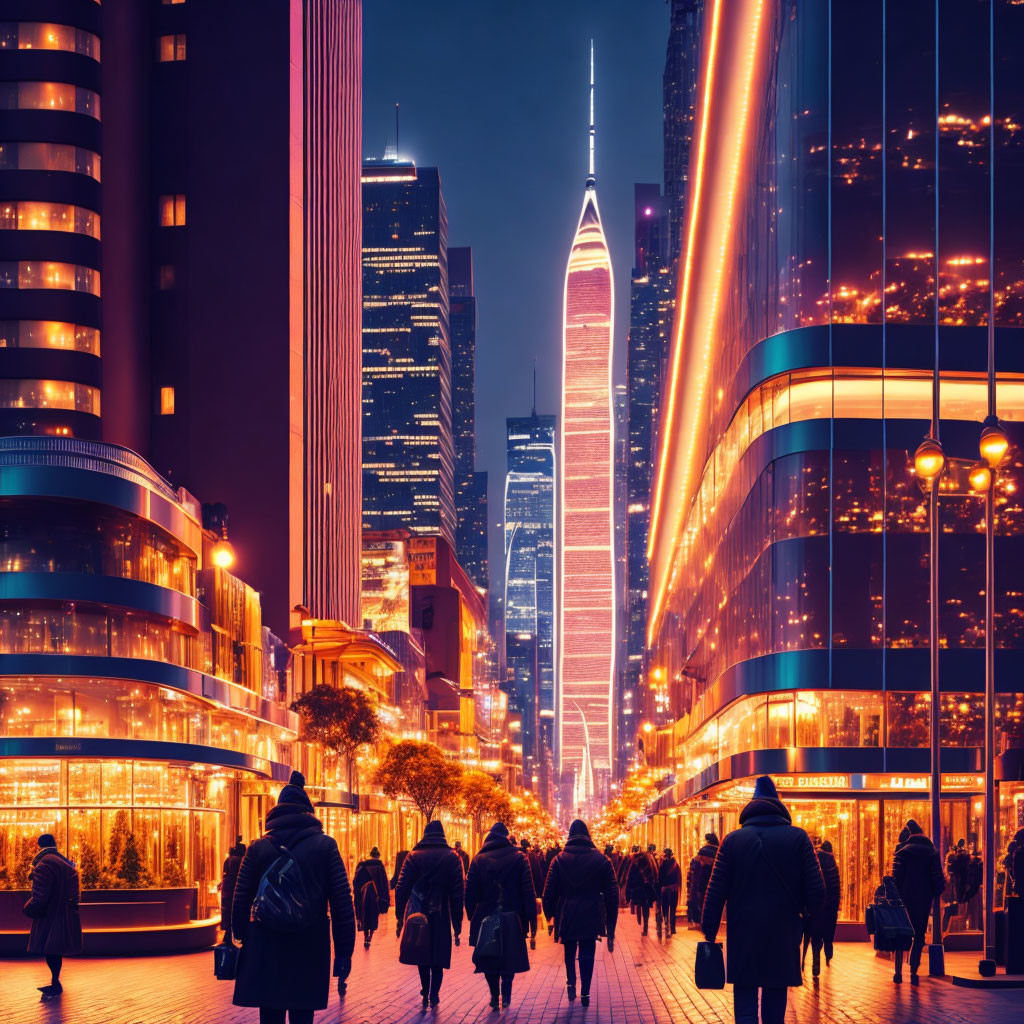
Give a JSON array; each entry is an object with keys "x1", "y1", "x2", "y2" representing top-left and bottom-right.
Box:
[
  {"x1": 559, "y1": 43, "x2": 615, "y2": 808},
  {"x1": 362, "y1": 160, "x2": 455, "y2": 545}
]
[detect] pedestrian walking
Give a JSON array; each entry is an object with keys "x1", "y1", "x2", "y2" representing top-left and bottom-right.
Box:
[
  {"x1": 658, "y1": 848, "x2": 683, "y2": 936},
  {"x1": 542, "y1": 819, "x2": 618, "y2": 1007},
  {"x1": 518, "y1": 839, "x2": 542, "y2": 948},
  {"x1": 230, "y1": 771, "x2": 355, "y2": 1024},
  {"x1": 687, "y1": 833, "x2": 719, "y2": 925},
  {"x1": 1006, "y1": 829, "x2": 1024, "y2": 896},
  {"x1": 526, "y1": 843, "x2": 548, "y2": 944},
  {"x1": 220, "y1": 837, "x2": 246, "y2": 944},
  {"x1": 352, "y1": 847, "x2": 391, "y2": 949},
  {"x1": 466, "y1": 823, "x2": 537, "y2": 1010},
  {"x1": 701, "y1": 776, "x2": 825, "y2": 1024},
  {"x1": 22, "y1": 833, "x2": 83, "y2": 1001},
  {"x1": 395, "y1": 820, "x2": 465, "y2": 1009},
  {"x1": 454, "y1": 840, "x2": 470, "y2": 877},
  {"x1": 802, "y1": 840, "x2": 841, "y2": 976},
  {"x1": 391, "y1": 849, "x2": 409, "y2": 890},
  {"x1": 890, "y1": 818, "x2": 945, "y2": 984},
  {"x1": 624, "y1": 844, "x2": 657, "y2": 935}
]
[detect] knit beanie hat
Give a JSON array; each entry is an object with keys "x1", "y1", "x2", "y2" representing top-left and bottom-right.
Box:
[
  {"x1": 423, "y1": 819, "x2": 447, "y2": 842},
  {"x1": 277, "y1": 770, "x2": 314, "y2": 811}
]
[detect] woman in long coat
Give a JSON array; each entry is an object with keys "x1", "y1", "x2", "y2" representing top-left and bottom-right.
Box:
[
  {"x1": 219, "y1": 838, "x2": 246, "y2": 944},
  {"x1": 701, "y1": 777, "x2": 825, "y2": 1024},
  {"x1": 803, "y1": 839, "x2": 841, "y2": 975},
  {"x1": 23, "y1": 834, "x2": 83, "y2": 999},
  {"x1": 624, "y1": 846, "x2": 658, "y2": 934},
  {"x1": 395, "y1": 820, "x2": 465, "y2": 1009},
  {"x1": 465, "y1": 823, "x2": 537, "y2": 1009},
  {"x1": 352, "y1": 847, "x2": 391, "y2": 949},
  {"x1": 542, "y1": 819, "x2": 619, "y2": 1007},
  {"x1": 657, "y1": 848, "x2": 683, "y2": 936},
  {"x1": 231, "y1": 772, "x2": 356, "y2": 1023}
]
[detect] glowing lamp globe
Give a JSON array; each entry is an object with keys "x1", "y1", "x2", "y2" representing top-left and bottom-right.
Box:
[
  {"x1": 211, "y1": 539, "x2": 236, "y2": 570},
  {"x1": 980, "y1": 415, "x2": 1009, "y2": 469},
  {"x1": 968, "y1": 462, "x2": 993, "y2": 493},
  {"x1": 914, "y1": 437, "x2": 945, "y2": 483}
]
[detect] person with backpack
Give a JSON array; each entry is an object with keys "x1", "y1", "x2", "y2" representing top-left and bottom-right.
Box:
[
  {"x1": 802, "y1": 840, "x2": 841, "y2": 976},
  {"x1": 891, "y1": 818, "x2": 945, "y2": 985},
  {"x1": 230, "y1": 771, "x2": 355, "y2": 1024},
  {"x1": 700, "y1": 776, "x2": 825, "y2": 1024},
  {"x1": 395, "y1": 820, "x2": 465, "y2": 1009},
  {"x1": 658, "y1": 848, "x2": 683, "y2": 936},
  {"x1": 352, "y1": 847, "x2": 390, "y2": 949},
  {"x1": 465, "y1": 823, "x2": 537, "y2": 1009},
  {"x1": 542, "y1": 819, "x2": 619, "y2": 1007},
  {"x1": 22, "y1": 833, "x2": 83, "y2": 1001}
]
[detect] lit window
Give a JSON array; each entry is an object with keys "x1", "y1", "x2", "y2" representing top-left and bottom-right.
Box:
[
  {"x1": 0, "y1": 23, "x2": 101, "y2": 59},
  {"x1": 0, "y1": 142, "x2": 100, "y2": 180},
  {"x1": 0, "y1": 82, "x2": 99, "y2": 118},
  {"x1": 0, "y1": 201, "x2": 100, "y2": 239},
  {"x1": 0, "y1": 378, "x2": 100, "y2": 414},
  {"x1": 158, "y1": 194, "x2": 186, "y2": 227},
  {"x1": 158, "y1": 265, "x2": 175, "y2": 290},
  {"x1": 161, "y1": 0, "x2": 186, "y2": 4},
  {"x1": 0, "y1": 320, "x2": 99, "y2": 354},
  {"x1": 159, "y1": 387, "x2": 175, "y2": 415},
  {"x1": 0, "y1": 261, "x2": 101, "y2": 296},
  {"x1": 158, "y1": 34, "x2": 186, "y2": 61}
]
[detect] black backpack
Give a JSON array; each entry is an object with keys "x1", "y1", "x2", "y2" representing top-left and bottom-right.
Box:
[{"x1": 250, "y1": 834, "x2": 322, "y2": 932}]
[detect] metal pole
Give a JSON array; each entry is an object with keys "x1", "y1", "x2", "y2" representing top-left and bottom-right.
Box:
[
  {"x1": 984, "y1": 481, "x2": 996, "y2": 970},
  {"x1": 929, "y1": 475, "x2": 942, "y2": 955}
]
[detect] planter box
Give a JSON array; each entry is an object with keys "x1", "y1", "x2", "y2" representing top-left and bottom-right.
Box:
[{"x1": 0, "y1": 886, "x2": 198, "y2": 932}]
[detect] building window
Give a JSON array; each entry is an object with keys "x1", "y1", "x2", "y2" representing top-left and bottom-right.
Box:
[
  {"x1": 0, "y1": 82, "x2": 100, "y2": 119},
  {"x1": 0, "y1": 379, "x2": 100, "y2": 414},
  {"x1": 161, "y1": 0, "x2": 186, "y2": 4},
  {"x1": 0, "y1": 261, "x2": 101, "y2": 296},
  {"x1": 0, "y1": 142, "x2": 101, "y2": 181},
  {"x1": 0, "y1": 320, "x2": 100, "y2": 354},
  {"x1": 158, "y1": 265, "x2": 175, "y2": 290},
  {"x1": 157, "y1": 34, "x2": 186, "y2": 62},
  {"x1": 159, "y1": 387, "x2": 175, "y2": 416},
  {"x1": 158, "y1": 194, "x2": 186, "y2": 227},
  {"x1": 0, "y1": 201, "x2": 100, "y2": 239},
  {"x1": 0, "y1": 23, "x2": 101, "y2": 60}
]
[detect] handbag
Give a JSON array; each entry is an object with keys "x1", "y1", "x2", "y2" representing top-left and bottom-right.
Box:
[
  {"x1": 868, "y1": 897, "x2": 915, "y2": 952},
  {"x1": 213, "y1": 942, "x2": 239, "y2": 980},
  {"x1": 694, "y1": 940, "x2": 725, "y2": 989}
]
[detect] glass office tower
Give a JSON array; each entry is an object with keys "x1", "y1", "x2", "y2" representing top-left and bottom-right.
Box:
[{"x1": 643, "y1": 0, "x2": 1024, "y2": 931}]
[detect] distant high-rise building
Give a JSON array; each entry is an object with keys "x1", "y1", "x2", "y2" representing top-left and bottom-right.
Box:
[
  {"x1": 559, "y1": 43, "x2": 615, "y2": 811},
  {"x1": 504, "y1": 410, "x2": 557, "y2": 768},
  {"x1": 663, "y1": 0, "x2": 704, "y2": 263},
  {"x1": 621, "y1": 185, "x2": 674, "y2": 773},
  {"x1": 613, "y1": 382, "x2": 627, "y2": 775},
  {"x1": 0, "y1": 0, "x2": 364, "y2": 636},
  {"x1": 362, "y1": 160, "x2": 455, "y2": 545},
  {"x1": 449, "y1": 246, "x2": 488, "y2": 594}
]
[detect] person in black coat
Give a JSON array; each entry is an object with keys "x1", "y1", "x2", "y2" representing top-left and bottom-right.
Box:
[
  {"x1": 230, "y1": 771, "x2": 356, "y2": 1024},
  {"x1": 542, "y1": 819, "x2": 618, "y2": 1007},
  {"x1": 395, "y1": 819, "x2": 465, "y2": 1008},
  {"x1": 802, "y1": 840, "x2": 841, "y2": 976},
  {"x1": 658, "y1": 848, "x2": 683, "y2": 936},
  {"x1": 891, "y1": 818, "x2": 946, "y2": 984},
  {"x1": 527, "y1": 844, "x2": 548, "y2": 941},
  {"x1": 624, "y1": 845, "x2": 658, "y2": 934},
  {"x1": 687, "y1": 833, "x2": 719, "y2": 924},
  {"x1": 454, "y1": 841, "x2": 470, "y2": 877},
  {"x1": 391, "y1": 849, "x2": 409, "y2": 890},
  {"x1": 1006, "y1": 828, "x2": 1024, "y2": 897},
  {"x1": 352, "y1": 847, "x2": 391, "y2": 949},
  {"x1": 466, "y1": 823, "x2": 538, "y2": 1009},
  {"x1": 220, "y1": 837, "x2": 246, "y2": 944},
  {"x1": 701, "y1": 777, "x2": 825, "y2": 1024}
]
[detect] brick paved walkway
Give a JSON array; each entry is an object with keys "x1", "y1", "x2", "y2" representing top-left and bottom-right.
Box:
[{"x1": 3, "y1": 914, "x2": 1023, "y2": 1024}]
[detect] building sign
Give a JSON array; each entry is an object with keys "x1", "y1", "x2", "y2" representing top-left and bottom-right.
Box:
[
  {"x1": 865, "y1": 774, "x2": 930, "y2": 791},
  {"x1": 409, "y1": 537, "x2": 437, "y2": 586},
  {"x1": 771, "y1": 774, "x2": 850, "y2": 790}
]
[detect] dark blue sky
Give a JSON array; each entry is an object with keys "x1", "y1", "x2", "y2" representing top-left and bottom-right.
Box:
[{"x1": 363, "y1": 0, "x2": 669, "y2": 586}]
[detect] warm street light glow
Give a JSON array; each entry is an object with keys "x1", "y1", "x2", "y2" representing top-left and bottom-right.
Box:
[
  {"x1": 968, "y1": 462, "x2": 993, "y2": 493},
  {"x1": 642, "y1": 721, "x2": 654, "y2": 734},
  {"x1": 980, "y1": 414, "x2": 1009, "y2": 468},
  {"x1": 914, "y1": 437, "x2": 946, "y2": 483},
  {"x1": 211, "y1": 539, "x2": 235, "y2": 569}
]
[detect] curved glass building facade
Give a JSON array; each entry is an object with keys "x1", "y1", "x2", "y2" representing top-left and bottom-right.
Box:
[{"x1": 643, "y1": 0, "x2": 1024, "y2": 929}]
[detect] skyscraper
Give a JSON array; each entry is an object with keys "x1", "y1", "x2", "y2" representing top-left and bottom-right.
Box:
[
  {"x1": 0, "y1": 0, "x2": 364, "y2": 636},
  {"x1": 450, "y1": 246, "x2": 488, "y2": 594},
  {"x1": 362, "y1": 160, "x2": 455, "y2": 545},
  {"x1": 505, "y1": 410, "x2": 557, "y2": 769},
  {"x1": 559, "y1": 43, "x2": 615, "y2": 809}
]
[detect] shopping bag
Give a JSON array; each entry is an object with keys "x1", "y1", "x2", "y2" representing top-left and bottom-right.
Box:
[
  {"x1": 213, "y1": 942, "x2": 239, "y2": 980},
  {"x1": 694, "y1": 940, "x2": 725, "y2": 989}
]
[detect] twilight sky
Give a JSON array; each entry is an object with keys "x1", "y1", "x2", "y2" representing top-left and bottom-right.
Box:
[{"x1": 363, "y1": 0, "x2": 669, "y2": 593}]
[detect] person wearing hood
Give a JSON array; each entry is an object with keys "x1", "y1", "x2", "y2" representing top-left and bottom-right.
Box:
[
  {"x1": 465, "y1": 823, "x2": 537, "y2": 1009},
  {"x1": 542, "y1": 820, "x2": 618, "y2": 1007},
  {"x1": 658, "y1": 848, "x2": 683, "y2": 936},
  {"x1": 230, "y1": 771, "x2": 356, "y2": 1023},
  {"x1": 220, "y1": 837, "x2": 246, "y2": 944},
  {"x1": 395, "y1": 819, "x2": 465, "y2": 1009},
  {"x1": 22, "y1": 833, "x2": 83, "y2": 1001},
  {"x1": 352, "y1": 847, "x2": 391, "y2": 949},
  {"x1": 701, "y1": 776, "x2": 824, "y2": 1024},
  {"x1": 802, "y1": 840, "x2": 841, "y2": 976},
  {"x1": 687, "y1": 833, "x2": 719, "y2": 925},
  {"x1": 624, "y1": 844, "x2": 658, "y2": 935},
  {"x1": 890, "y1": 818, "x2": 945, "y2": 985}
]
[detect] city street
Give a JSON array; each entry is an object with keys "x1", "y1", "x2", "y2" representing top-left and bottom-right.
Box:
[{"x1": 4, "y1": 913, "x2": 1022, "y2": 1024}]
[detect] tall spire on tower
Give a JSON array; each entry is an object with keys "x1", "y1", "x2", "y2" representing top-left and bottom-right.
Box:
[{"x1": 587, "y1": 39, "x2": 596, "y2": 185}]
